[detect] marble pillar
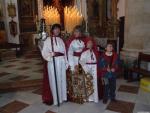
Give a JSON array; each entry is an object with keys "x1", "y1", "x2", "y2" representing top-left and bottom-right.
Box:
[
  {"x1": 121, "y1": 0, "x2": 150, "y2": 62},
  {"x1": 37, "y1": 0, "x2": 43, "y2": 19},
  {"x1": 120, "y1": 0, "x2": 150, "y2": 71}
]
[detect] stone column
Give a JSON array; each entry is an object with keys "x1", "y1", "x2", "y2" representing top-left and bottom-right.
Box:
[
  {"x1": 37, "y1": 0, "x2": 43, "y2": 19},
  {"x1": 121, "y1": 0, "x2": 150, "y2": 61}
]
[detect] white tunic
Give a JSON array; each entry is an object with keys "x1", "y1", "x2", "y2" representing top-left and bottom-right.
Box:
[
  {"x1": 68, "y1": 39, "x2": 85, "y2": 71},
  {"x1": 79, "y1": 49, "x2": 98, "y2": 103},
  {"x1": 42, "y1": 37, "x2": 68, "y2": 105}
]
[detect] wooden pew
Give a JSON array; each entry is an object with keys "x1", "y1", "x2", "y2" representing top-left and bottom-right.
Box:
[{"x1": 128, "y1": 52, "x2": 150, "y2": 82}]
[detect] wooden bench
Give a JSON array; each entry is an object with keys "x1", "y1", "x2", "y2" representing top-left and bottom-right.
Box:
[{"x1": 128, "y1": 52, "x2": 150, "y2": 82}]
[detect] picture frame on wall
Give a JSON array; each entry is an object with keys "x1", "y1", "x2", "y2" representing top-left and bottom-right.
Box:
[
  {"x1": 20, "y1": 0, "x2": 34, "y2": 17},
  {"x1": 0, "y1": 3, "x2": 3, "y2": 18},
  {"x1": 87, "y1": 0, "x2": 118, "y2": 38},
  {"x1": 18, "y1": 0, "x2": 38, "y2": 32},
  {"x1": 9, "y1": 20, "x2": 17, "y2": 37},
  {"x1": 7, "y1": 2, "x2": 16, "y2": 18}
]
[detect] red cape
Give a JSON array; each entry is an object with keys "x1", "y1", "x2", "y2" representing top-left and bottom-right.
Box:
[{"x1": 42, "y1": 61, "x2": 53, "y2": 105}]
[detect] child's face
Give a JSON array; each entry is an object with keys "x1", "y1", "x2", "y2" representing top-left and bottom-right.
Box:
[
  {"x1": 87, "y1": 40, "x2": 93, "y2": 49},
  {"x1": 53, "y1": 28, "x2": 60, "y2": 36},
  {"x1": 73, "y1": 30, "x2": 81, "y2": 38},
  {"x1": 106, "y1": 44, "x2": 113, "y2": 52}
]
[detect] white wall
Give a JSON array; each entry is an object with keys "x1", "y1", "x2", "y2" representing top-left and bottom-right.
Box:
[
  {"x1": 117, "y1": 0, "x2": 125, "y2": 19},
  {"x1": 4, "y1": 0, "x2": 20, "y2": 44}
]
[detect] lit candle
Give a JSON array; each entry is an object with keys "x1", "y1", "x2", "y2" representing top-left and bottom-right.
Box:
[
  {"x1": 64, "y1": 6, "x2": 83, "y2": 33},
  {"x1": 43, "y1": 6, "x2": 60, "y2": 26}
]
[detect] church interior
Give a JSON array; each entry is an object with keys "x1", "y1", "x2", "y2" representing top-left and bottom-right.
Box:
[{"x1": 0, "y1": 0, "x2": 150, "y2": 113}]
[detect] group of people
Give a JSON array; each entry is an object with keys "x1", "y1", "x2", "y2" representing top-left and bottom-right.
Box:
[{"x1": 41, "y1": 24, "x2": 119, "y2": 106}]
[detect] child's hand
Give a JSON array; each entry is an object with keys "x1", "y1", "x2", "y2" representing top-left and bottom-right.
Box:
[
  {"x1": 101, "y1": 78, "x2": 105, "y2": 85},
  {"x1": 107, "y1": 68, "x2": 111, "y2": 72},
  {"x1": 49, "y1": 52, "x2": 55, "y2": 57},
  {"x1": 111, "y1": 68, "x2": 115, "y2": 72}
]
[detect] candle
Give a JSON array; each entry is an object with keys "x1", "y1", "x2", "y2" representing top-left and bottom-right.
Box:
[
  {"x1": 43, "y1": 6, "x2": 60, "y2": 25},
  {"x1": 64, "y1": 6, "x2": 83, "y2": 33}
]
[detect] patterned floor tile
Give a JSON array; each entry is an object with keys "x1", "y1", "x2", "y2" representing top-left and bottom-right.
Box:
[
  {"x1": 106, "y1": 99, "x2": 135, "y2": 113},
  {"x1": 45, "y1": 110, "x2": 56, "y2": 113},
  {"x1": 0, "y1": 50, "x2": 42, "y2": 84},
  {"x1": 4, "y1": 65, "x2": 16, "y2": 68},
  {"x1": 10, "y1": 76, "x2": 29, "y2": 81},
  {"x1": 133, "y1": 103, "x2": 150, "y2": 113},
  {"x1": 116, "y1": 92, "x2": 137, "y2": 103},
  {"x1": 0, "y1": 100, "x2": 29, "y2": 113},
  {"x1": 17, "y1": 67, "x2": 30, "y2": 70},
  {"x1": 118, "y1": 85, "x2": 139, "y2": 94},
  {"x1": 0, "y1": 72, "x2": 10, "y2": 77},
  {"x1": 8, "y1": 59, "x2": 19, "y2": 62},
  {"x1": 36, "y1": 62, "x2": 43, "y2": 65},
  {"x1": 20, "y1": 61, "x2": 31, "y2": 64},
  {"x1": 25, "y1": 54, "x2": 39, "y2": 59},
  {"x1": 135, "y1": 89, "x2": 150, "y2": 105},
  {"x1": 32, "y1": 88, "x2": 42, "y2": 95},
  {"x1": 34, "y1": 69, "x2": 43, "y2": 73},
  {"x1": 102, "y1": 110, "x2": 120, "y2": 113}
]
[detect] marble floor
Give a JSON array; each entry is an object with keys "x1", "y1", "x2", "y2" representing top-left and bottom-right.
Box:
[
  {"x1": 0, "y1": 51, "x2": 150, "y2": 113},
  {"x1": 0, "y1": 50, "x2": 43, "y2": 83}
]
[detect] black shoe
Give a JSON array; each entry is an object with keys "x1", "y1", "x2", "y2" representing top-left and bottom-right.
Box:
[
  {"x1": 103, "y1": 98, "x2": 108, "y2": 104},
  {"x1": 43, "y1": 101, "x2": 53, "y2": 105},
  {"x1": 111, "y1": 98, "x2": 117, "y2": 102}
]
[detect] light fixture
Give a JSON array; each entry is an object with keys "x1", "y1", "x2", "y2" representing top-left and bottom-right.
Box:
[{"x1": 7, "y1": 0, "x2": 16, "y2": 18}]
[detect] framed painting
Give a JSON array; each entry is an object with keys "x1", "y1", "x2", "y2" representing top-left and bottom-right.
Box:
[
  {"x1": 9, "y1": 20, "x2": 17, "y2": 37},
  {"x1": 20, "y1": 0, "x2": 34, "y2": 17},
  {"x1": 87, "y1": 0, "x2": 119, "y2": 38},
  {"x1": 18, "y1": 0, "x2": 38, "y2": 32},
  {"x1": 7, "y1": 2, "x2": 16, "y2": 18},
  {"x1": 0, "y1": 3, "x2": 3, "y2": 18}
]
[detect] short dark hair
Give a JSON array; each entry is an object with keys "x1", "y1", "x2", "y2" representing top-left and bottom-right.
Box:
[
  {"x1": 106, "y1": 42, "x2": 114, "y2": 48},
  {"x1": 51, "y1": 23, "x2": 61, "y2": 33},
  {"x1": 73, "y1": 25, "x2": 83, "y2": 34}
]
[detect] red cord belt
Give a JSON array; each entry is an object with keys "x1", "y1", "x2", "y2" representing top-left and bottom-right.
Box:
[
  {"x1": 73, "y1": 52, "x2": 82, "y2": 57},
  {"x1": 86, "y1": 63, "x2": 97, "y2": 65},
  {"x1": 54, "y1": 52, "x2": 64, "y2": 57}
]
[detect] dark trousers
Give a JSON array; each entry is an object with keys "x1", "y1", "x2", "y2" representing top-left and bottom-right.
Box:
[{"x1": 103, "y1": 77, "x2": 116, "y2": 100}]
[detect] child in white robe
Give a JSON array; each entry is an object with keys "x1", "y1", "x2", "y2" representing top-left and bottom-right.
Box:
[{"x1": 79, "y1": 38, "x2": 99, "y2": 103}]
